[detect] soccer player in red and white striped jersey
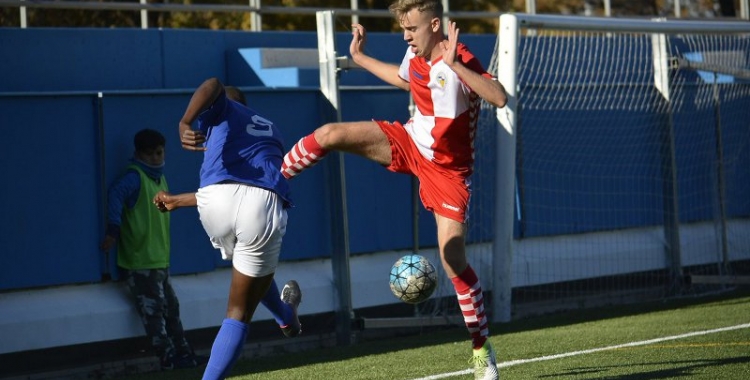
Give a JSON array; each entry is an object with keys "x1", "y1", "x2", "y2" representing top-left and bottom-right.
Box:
[{"x1": 281, "y1": 2, "x2": 507, "y2": 378}]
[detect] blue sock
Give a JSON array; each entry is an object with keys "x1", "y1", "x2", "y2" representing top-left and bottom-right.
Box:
[
  {"x1": 261, "y1": 281, "x2": 293, "y2": 326},
  {"x1": 201, "y1": 318, "x2": 248, "y2": 380}
]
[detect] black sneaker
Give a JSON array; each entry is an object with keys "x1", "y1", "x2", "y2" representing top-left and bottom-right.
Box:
[
  {"x1": 161, "y1": 352, "x2": 207, "y2": 370},
  {"x1": 160, "y1": 355, "x2": 175, "y2": 371},
  {"x1": 280, "y1": 280, "x2": 302, "y2": 338}
]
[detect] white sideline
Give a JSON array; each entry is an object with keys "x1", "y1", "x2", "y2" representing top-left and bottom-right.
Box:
[{"x1": 412, "y1": 323, "x2": 750, "y2": 380}]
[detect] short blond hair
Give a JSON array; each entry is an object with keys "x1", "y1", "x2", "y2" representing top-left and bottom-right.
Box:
[{"x1": 388, "y1": 0, "x2": 443, "y2": 19}]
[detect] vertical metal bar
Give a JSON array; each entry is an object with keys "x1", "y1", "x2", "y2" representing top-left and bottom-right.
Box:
[
  {"x1": 741, "y1": 0, "x2": 749, "y2": 20},
  {"x1": 493, "y1": 14, "x2": 519, "y2": 323},
  {"x1": 96, "y1": 92, "x2": 112, "y2": 281},
  {"x1": 249, "y1": 0, "x2": 262, "y2": 31},
  {"x1": 712, "y1": 74, "x2": 730, "y2": 274},
  {"x1": 653, "y1": 33, "x2": 683, "y2": 293},
  {"x1": 525, "y1": 0, "x2": 537, "y2": 36},
  {"x1": 674, "y1": 0, "x2": 682, "y2": 18},
  {"x1": 604, "y1": 0, "x2": 612, "y2": 16},
  {"x1": 409, "y1": 95, "x2": 419, "y2": 257},
  {"x1": 317, "y1": 10, "x2": 353, "y2": 346},
  {"x1": 318, "y1": 12, "x2": 339, "y2": 111},
  {"x1": 526, "y1": 0, "x2": 537, "y2": 14},
  {"x1": 441, "y1": 0, "x2": 449, "y2": 34},
  {"x1": 20, "y1": 0, "x2": 27, "y2": 28},
  {"x1": 351, "y1": 0, "x2": 359, "y2": 26},
  {"x1": 140, "y1": 0, "x2": 148, "y2": 29}
]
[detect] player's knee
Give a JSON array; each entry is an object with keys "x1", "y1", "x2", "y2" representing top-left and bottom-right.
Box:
[{"x1": 225, "y1": 306, "x2": 248, "y2": 323}]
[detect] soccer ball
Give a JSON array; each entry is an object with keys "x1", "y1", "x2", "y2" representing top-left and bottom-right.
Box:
[{"x1": 389, "y1": 254, "x2": 438, "y2": 304}]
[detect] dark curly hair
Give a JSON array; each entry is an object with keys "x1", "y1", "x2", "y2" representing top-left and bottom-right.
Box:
[{"x1": 134, "y1": 128, "x2": 165, "y2": 152}]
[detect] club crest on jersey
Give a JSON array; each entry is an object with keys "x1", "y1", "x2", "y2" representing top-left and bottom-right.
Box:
[{"x1": 436, "y1": 72, "x2": 447, "y2": 88}]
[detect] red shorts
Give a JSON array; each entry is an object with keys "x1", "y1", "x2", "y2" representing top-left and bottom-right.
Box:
[{"x1": 376, "y1": 120, "x2": 471, "y2": 223}]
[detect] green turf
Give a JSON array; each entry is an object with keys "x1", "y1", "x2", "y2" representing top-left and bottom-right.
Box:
[{"x1": 120, "y1": 289, "x2": 750, "y2": 379}]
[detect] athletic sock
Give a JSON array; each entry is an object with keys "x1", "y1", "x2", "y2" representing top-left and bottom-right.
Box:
[
  {"x1": 201, "y1": 318, "x2": 248, "y2": 380},
  {"x1": 281, "y1": 133, "x2": 327, "y2": 179},
  {"x1": 260, "y1": 281, "x2": 293, "y2": 327},
  {"x1": 451, "y1": 265, "x2": 489, "y2": 350}
]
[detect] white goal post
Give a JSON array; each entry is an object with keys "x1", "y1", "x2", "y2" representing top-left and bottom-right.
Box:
[{"x1": 488, "y1": 13, "x2": 750, "y2": 323}]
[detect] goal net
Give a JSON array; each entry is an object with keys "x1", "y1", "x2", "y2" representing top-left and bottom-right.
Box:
[{"x1": 471, "y1": 14, "x2": 750, "y2": 321}]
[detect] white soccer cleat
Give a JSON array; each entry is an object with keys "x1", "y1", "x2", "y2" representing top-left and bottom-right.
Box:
[
  {"x1": 470, "y1": 341, "x2": 499, "y2": 380},
  {"x1": 280, "y1": 280, "x2": 302, "y2": 338}
]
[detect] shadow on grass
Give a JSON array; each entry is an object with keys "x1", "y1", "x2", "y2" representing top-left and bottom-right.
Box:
[
  {"x1": 231, "y1": 289, "x2": 750, "y2": 377},
  {"x1": 497, "y1": 287, "x2": 750, "y2": 335},
  {"x1": 115, "y1": 287, "x2": 750, "y2": 379},
  {"x1": 539, "y1": 355, "x2": 750, "y2": 379}
]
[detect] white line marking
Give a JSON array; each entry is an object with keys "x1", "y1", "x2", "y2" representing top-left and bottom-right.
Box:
[{"x1": 412, "y1": 323, "x2": 750, "y2": 380}]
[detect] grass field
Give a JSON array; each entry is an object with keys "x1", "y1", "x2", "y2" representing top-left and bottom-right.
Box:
[{"x1": 122, "y1": 288, "x2": 750, "y2": 380}]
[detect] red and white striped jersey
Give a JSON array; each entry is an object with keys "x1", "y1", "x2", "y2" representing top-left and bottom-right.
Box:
[{"x1": 397, "y1": 43, "x2": 491, "y2": 175}]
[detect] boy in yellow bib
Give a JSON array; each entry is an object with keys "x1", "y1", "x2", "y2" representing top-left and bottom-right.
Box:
[{"x1": 100, "y1": 129, "x2": 204, "y2": 370}]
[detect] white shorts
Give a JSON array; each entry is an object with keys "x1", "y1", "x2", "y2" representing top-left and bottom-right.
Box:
[{"x1": 196, "y1": 183, "x2": 288, "y2": 277}]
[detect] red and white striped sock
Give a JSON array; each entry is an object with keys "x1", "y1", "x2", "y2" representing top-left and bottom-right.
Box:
[
  {"x1": 281, "y1": 134, "x2": 328, "y2": 179},
  {"x1": 451, "y1": 265, "x2": 489, "y2": 350}
]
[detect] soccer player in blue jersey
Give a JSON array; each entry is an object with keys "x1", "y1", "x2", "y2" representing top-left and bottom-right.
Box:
[{"x1": 153, "y1": 78, "x2": 301, "y2": 380}]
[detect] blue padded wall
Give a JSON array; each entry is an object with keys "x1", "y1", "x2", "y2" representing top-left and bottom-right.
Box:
[
  {"x1": 1, "y1": 27, "x2": 748, "y2": 292},
  {"x1": 0, "y1": 95, "x2": 103, "y2": 289},
  {"x1": 0, "y1": 28, "x2": 163, "y2": 92}
]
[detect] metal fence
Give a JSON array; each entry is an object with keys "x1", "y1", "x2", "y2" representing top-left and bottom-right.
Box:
[{"x1": 1, "y1": 0, "x2": 747, "y2": 30}]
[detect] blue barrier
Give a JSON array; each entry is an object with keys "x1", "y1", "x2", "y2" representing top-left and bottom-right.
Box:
[{"x1": 0, "y1": 27, "x2": 747, "y2": 292}]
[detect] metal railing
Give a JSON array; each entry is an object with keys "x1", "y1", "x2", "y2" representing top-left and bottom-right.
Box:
[
  {"x1": 1, "y1": 0, "x2": 504, "y2": 31},
  {"x1": 3, "y1": 0, "x2": 747, "y2": 30}
]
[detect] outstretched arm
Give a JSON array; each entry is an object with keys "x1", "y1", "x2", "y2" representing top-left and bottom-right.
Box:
[
  {"x1": 350, "y1": 24, "x2": 410, "y2": 91},
  {"x1": 100, "y1": 171, "x2": 139, "y2": 251},
  {"x1": 441, "y1": 21, "x2": 507, "y2": 108},
  {"x1": 153, "y1": 190, "x2": 198, "y2": 212},
  {"x1": 179, "y1": 77, "x2": 225, "y2": 151}
]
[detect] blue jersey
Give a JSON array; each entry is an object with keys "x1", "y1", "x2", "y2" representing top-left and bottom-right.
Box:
[{"x1": 197, "y1": 93, "x2": 292, "y2": 207}]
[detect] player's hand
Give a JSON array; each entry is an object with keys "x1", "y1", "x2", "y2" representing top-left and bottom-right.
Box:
[
  {"x1": 350, "y1": 23, "x2": 367, "y2": 59},
  {"x1": 100, "y1": 235, "x2": 116, "y2": 251},
  {"x1": 153, "y1": 190, "x2": 177, "y2": 212},
  {"x1": 180, "y1": 122, "x2": 207, "y2": 151},
  {"x1": 440, "y1": 20, "x2": 459, "y2": 68}
]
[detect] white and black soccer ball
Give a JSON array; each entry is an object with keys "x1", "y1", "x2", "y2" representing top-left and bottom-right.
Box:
[{"x1": 389, "y1": 254, "x2": 438, "y2": 304}]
